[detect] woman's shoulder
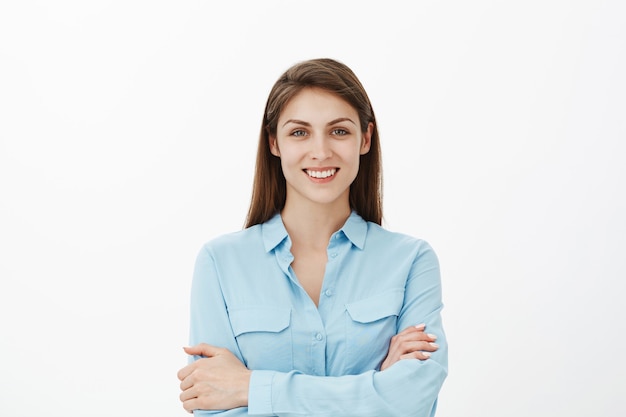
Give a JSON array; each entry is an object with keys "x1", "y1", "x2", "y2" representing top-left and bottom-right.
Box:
[
  {"x1": 365, "y1": 221, "x2": 435, "y2": 253},
  {"x1": 200, "y1": 223, "x2": 265, "y2": 255}
]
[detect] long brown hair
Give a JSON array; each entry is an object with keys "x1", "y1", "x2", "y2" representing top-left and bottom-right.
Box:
[{"x1": 245, "y1": 58, "x2": 382, "y2": 227}]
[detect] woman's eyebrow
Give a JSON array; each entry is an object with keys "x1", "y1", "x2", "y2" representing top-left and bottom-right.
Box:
[
  {"x1": 282, "y1": 119, "x2": 311, "y2": 127},
  {"x1": 327, "y1": 117, "x2": 357, "y2": 126},
  {"x1": 282, "y1": 117, "x2": 357, "y2": 128}
]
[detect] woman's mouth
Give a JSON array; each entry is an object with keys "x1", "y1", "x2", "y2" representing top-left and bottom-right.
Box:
[{"x1": 305, "y1": 168, "x2": 337, "y2": 179}]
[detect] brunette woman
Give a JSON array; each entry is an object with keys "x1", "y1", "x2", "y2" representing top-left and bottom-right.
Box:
[{"x1": 178, "y1": 58, "x2": 447, "y2": 416}]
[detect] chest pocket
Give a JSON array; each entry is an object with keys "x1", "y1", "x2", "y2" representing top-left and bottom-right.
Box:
[
  {"x1": 229, "y1": 306, "x2": 293, "y2": 372},
  {"x1": 345, "y1": 289, "x2": 405, "y2": 372}
]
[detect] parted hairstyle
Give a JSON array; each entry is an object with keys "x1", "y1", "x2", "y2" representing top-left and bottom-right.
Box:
[{"x1": 245, "y1": 58, "x2": 382, "y2": 228}]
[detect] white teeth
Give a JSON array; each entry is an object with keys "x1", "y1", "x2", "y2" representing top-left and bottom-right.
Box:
[{"x1": 306, "y1": 169, "x2": 336, "y2": 179}]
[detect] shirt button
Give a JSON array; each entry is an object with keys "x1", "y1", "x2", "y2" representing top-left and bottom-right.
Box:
[
  {"x1": 315, "y1": 333, "x2": 323, "y2": 341},
  {"x1": 324, "y1": 289, "x2": 332, "y2": 297},
  {"x1": 330, "y1": 253, "x2": 337, "y2": 258}
]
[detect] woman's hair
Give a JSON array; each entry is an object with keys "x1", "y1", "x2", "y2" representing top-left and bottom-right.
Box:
[{"x1": 245, "y1": 58, "x2": 382, "y2": 227}]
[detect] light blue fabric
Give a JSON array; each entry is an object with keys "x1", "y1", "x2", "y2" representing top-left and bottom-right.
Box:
[{"x1": 188, "y1": 211, "x2": 448, "y2": 416}]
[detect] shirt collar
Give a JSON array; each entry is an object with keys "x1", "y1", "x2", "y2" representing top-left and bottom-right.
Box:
[
  {"x1": 261, "y1": 210, "x2": 368, "y2": 252},
  {"x1": 261, "y1": 213, "x2": 289, "y2": 253},
  {"x1": 340, "y1": 211, "x2": 367, "y2": 250}
]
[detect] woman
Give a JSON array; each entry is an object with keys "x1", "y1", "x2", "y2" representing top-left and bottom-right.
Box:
[{"x1": 177, "y1": 58, "x2": 448, "y2": 416}]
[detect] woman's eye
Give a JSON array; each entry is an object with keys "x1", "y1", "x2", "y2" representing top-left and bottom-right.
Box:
[
  {"x1": 291, "y1": 130, "x2": 307, "y2": 137},
  {"x1": 332, "y1": 128, "x2": 349, "y2": 136}
]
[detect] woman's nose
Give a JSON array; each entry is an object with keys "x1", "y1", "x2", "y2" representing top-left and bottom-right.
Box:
[{"x1": 309, "y1": 135, "x2": 332, "y2": 160}]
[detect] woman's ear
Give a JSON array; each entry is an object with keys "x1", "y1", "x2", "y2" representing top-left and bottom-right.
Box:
[
  {"x1": 360, "y1": 122, "x2": 373, "y2": 155},
  {"x1": 269, "y1": 135, "x2": 280, "y2": 157}
]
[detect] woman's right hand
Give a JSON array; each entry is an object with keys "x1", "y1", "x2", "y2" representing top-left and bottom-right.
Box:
[{"x1": 380, "y1": 324, "x2": 439, "y2": 371}]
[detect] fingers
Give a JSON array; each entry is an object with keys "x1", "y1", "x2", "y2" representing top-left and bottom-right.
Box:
[
  {"x1": 395, "y1": 323, "x2": 425, "y2": 337},
  {"x1": 385, "y1": 324, "x2": 440, "y2": 367},
  {"x1": 399, "y1": 323, "x2": 426, "y2": 334},
  {"x1": 183, "y1": 343, "x2": 222, "y2": 357},
  {"x1": 179, "y1": 344, "x2": 225, "y2": 381},
  {"x1": 179, "y1": 384, "x2": 197, "y2": 402},
  {"x1": 178, "y1": 344, "x2": 224, "y2": 381},
  {"x1": 404, "y1": 324, "x2": 437, "y2": 340},
  {"x1": 400, "y1": 350, "x2": 434, "y2": 361},
  {"x1": 179, "y1": 369, "x2": 196, "y2": 390},
  {"x1": 182, "y1": 397, "x2": 200, "y2": 413},
  {"x1": 177, "y1": 363, "x2": 193, "y2": 381},
  {"x1": 391, "y1": 340, "x2": 439, "y2": 357},
  {"x1": 178, "y1": 373, "x2": 198, "y2": 413},
  {"x1": 391, "y1": 327, "x2": 437, "y2": 347},
  {"x1": 403, "y1": 340, "x2": 439, "y2": 353}
]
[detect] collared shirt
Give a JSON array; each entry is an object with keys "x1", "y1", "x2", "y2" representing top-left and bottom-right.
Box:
[{"x1": 188, "y1": 211, "x2": 448, "y2": 416}]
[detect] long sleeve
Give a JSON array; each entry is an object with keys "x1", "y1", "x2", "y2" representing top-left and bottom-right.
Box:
[
  {"x1": 247, "y1": 242, "x2": 448, "y2": 417},
  {"x1": 185, "y1": 216, "x2": 448, "y2": 416},
  {"x1": 188, "y1": 245, "x2": 249, "y2": 416}
]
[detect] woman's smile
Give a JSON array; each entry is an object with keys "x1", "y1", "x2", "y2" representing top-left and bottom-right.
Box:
[
  {"x1": 270, "y1": 87, "x2": 371, "y2": 208},
  {"x1": 304, "y1": 168, "x2": 338, "y2": 181}
]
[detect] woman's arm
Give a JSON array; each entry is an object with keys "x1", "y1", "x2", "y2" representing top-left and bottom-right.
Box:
[
  {"x1": 381, "y1": 323, "x2": 439, "y2": 370},
  {"x1": 179, "y1": 242, "x2": 447, "y2": 416},
  {"x1": 247, "y1": 241, "x2": 447, "y2": 416},
  {"x1": 179, "y1": 323, "x2": 440, "y2": 414},
  {"x1": 179, "y1": 344, "x2": 251, "y2": 413},
  {"x1": 179, "y1": 245, "x2": 251, "y2": 416}
]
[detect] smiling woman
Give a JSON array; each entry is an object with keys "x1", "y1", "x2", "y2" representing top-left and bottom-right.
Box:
[
  {"x1": 177, "y1": 58, "x2": 447, "y2": 416},
  {"x1": 269, "y1": 87, "x2": 372, "y2": 222}
]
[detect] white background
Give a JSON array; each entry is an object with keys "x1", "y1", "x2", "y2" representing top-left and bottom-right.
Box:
[{"x1": 1, "y1": 1, "x2": 625, "y2": 416}]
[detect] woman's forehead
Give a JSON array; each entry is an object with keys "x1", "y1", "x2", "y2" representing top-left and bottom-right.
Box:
[{"x1": 278, "y1": 88, "x2": 358, "y2": 125}]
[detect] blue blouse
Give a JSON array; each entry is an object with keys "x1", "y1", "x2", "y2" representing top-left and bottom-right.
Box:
[{"x1": 188, "y1": 211, "x2": 448, "y2": 416}]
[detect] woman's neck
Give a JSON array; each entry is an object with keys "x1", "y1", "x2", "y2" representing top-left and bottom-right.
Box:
[{"x1": 281, "y1": 200, "x2": 351, "y2": 250}]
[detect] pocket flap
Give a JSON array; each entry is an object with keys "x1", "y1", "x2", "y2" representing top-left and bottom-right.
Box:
[
  {"x1": 345, "y1": 289, "x2": 405, "y2": 323},
  {"x1": 229, "y1": 307, "x2": 291, "y2": 337}
]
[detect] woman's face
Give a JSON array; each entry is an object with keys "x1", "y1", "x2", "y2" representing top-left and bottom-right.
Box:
[{"x1": 270, "y1": 87, "x2": 372, "y2": 210}]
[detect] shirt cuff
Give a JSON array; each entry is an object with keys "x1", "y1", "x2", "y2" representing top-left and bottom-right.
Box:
[{"x1": 248, "y1": 370, "x2": 276, "y2": 416}]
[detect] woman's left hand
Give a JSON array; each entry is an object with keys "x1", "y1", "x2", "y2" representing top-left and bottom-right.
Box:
[
  {"x1": 178, "y1": 344, "x2": 252, "y2": 413},
  {"x1": 380, "y1": 324, "x2": 438, "y2": 371}
]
